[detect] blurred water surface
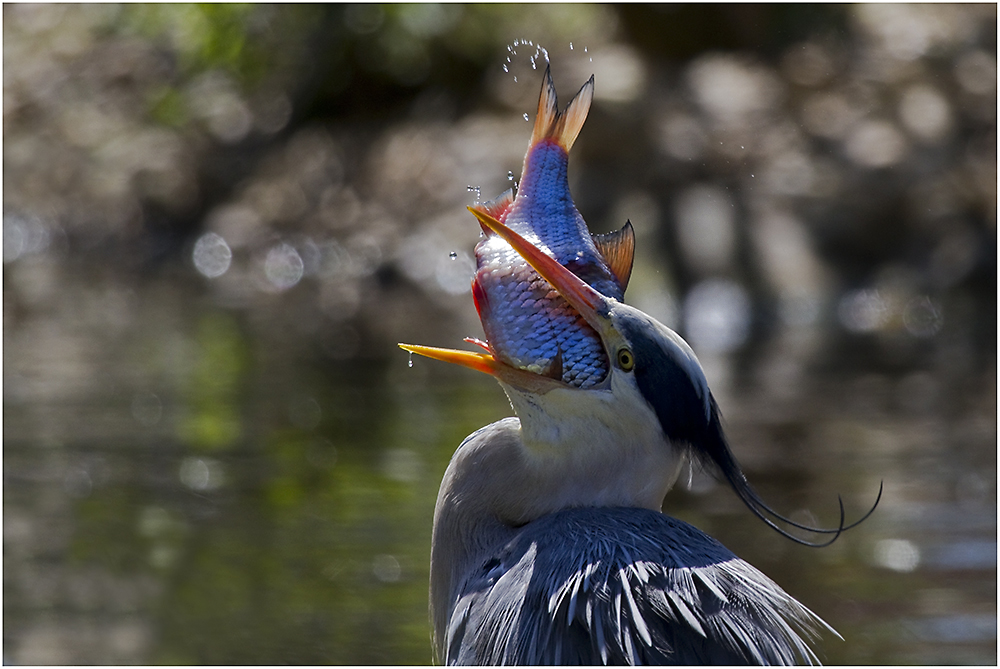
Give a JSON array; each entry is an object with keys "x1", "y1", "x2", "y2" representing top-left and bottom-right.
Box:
[{"x1": 4, "y1": 4, "x2": 996, "y2": 665}]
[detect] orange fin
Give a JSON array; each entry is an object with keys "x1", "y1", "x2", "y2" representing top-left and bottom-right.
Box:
[
  {"x1": 530, "y1": 66, "x2": 594, "y2": 152},
  {"x1": 592, "y1": 220, "x2": 635, "y2": 290},
  {"x1": 470, "y1": 188, "x2": 515, "y2": 235}
]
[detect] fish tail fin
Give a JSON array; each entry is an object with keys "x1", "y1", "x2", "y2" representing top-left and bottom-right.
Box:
[
  {"x1": 470, "y1": 188, "x2": 515, "y2": 236},
  {"x1": 530, "y1": 66, "x2": 594, "y2": 153}
]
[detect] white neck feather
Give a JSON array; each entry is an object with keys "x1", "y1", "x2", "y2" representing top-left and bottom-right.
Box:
[{"x1": 499, "y1": 370, "x2": 686, "y2": 520}]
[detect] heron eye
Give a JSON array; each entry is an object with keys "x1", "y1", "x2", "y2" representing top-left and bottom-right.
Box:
[{"x1": 616, "y1": 347, "x2": 634, "y2": 371}]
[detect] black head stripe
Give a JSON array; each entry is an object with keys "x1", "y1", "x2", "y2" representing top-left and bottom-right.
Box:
[
  {"x1": 617, "y1": 308, "x2": 878, "y2": 546},
  {"x1": 618, "y1": 312, "x2": 711, "y2": 447}
]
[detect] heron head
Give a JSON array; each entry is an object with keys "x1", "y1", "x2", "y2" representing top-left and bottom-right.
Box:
[
  {"x1": 402, "y1": 207, "x2": 712, "y2": 426},
  {"x1": 401, "y1": 209, "x2": 717, "y2": 449},
  {"x1": 401, "y1": 210, "x2": 880, "y2": 544}
]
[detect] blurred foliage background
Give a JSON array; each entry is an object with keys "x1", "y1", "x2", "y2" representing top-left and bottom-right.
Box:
[{"x1": 4, "y1": 4, "x2": 996, "y2": 664}]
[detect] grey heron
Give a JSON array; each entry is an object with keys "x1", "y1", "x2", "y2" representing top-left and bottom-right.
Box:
[{"x1": 400, "y1": 83, "x2": 879, "y2": 666}]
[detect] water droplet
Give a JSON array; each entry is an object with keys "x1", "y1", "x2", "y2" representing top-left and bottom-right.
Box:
[
  {"x1": 583, "y1": 46, "x2": 588, "y2": 53},
  {"x1": 467, "y1": 185, "x2": 481, "y2": 203},
  {"x1": 569, "y1": 42, "x2": 573, "y2": 50},
  {"x1": 507, "y1": 170, "x2": 514, "y2": 181},
  {"x1": 408, "y1": 351, "x2": 413, "y2": 368},
  {"x1": 449, "y1": 251, "x2": 458, "y2": 259},
  {"x1": 523, "y1": 113, "x2": 530, "y2": 122},
  {"x1": 513, "y1": 76, "x2": 517, "y2": 83},
  {"x1": 503, "y1": 64, "x2": 508, "y2": 73},
  {"x1": 530, "y1": 56, "x2": 536, "y2": 70},
  {"x1": 513, "y1": 39, "x2": 519, "y2": 46}
]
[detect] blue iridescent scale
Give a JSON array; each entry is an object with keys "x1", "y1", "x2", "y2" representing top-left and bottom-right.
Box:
[{"x1": 474, "y1": 141, "x2": 623, "y2": 388}]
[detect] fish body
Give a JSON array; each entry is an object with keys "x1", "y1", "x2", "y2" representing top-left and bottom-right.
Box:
[{"x1": 470, "y1": 69, "x2": 634, "y2": 389}]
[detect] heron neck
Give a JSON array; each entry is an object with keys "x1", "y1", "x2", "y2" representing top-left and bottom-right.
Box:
[
  {"x1": 501, "y1": 377, "x2": 686, "y2": 518},
  {"x1": 430, "y1": 377, "x2": 687, "y2": 654},
  {"x1": 429, "y1": 418, "x2": 523, "y2": 660}
]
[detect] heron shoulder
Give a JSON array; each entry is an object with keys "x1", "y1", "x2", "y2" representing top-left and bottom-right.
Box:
[{"x1": 445, "y1": 507, "x2": 835, "y2": 665}]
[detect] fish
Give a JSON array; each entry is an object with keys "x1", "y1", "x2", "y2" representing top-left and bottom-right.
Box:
[{"x1": 466, "y1": 67, "x2": 635, "y2": 389}]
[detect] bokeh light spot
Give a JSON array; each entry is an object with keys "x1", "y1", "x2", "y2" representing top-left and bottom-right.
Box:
[
  {"x1": 903, "y1": 296, "x2": 944, "y2": 338},
  {"x1": 179, "y1": 457, "x2": 224, "y2": 492},
  {"x1": 684, "y1": 279, "x2": 751, "y2": 353},
  {"x1": 845, "y1": 120, "x2": 907, "y2": 168},
  {"x1": 264, "y1": 242, "x2": 304, "y2": 291},
  {"x1": 838, "y1": 289, "x2": 889, "y2": 333},
  {"x1": 675, "y1": 186, "x2": 735, "y2": 273},
  {"x1": 899, "y1": 85, "x2": 952, "y2": 142},
  {"x1": 131, "y1": 392, "x2": 163, "y2": 427},
  {"x1": 874, "y1": 538, "x2": 921, "y2": 572},
  {"x1": 373, "y1": 554, "x2": 402, "y2": 583},
  {"x1": 192, "y1": 232, "x2": 232, "y2": 278}
]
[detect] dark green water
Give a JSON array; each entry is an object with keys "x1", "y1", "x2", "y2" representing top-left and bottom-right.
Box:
[{"x1": 4, "y1": 260, "x2": 995, "y2": 664}]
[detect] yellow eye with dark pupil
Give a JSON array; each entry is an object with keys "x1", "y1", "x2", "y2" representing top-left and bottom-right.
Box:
[{"x1": 616, "y1": 348, "x2": 634, "y2": 371}]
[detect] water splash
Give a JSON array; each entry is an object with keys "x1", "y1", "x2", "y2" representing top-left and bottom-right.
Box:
[
  {"x1": 533, "y1": 43, "x2": 549, "y2": 65},
  {"x1": 467, "y1": 185, "x2": 481, "y2": 203},
  {"x1": 502, "y1": 39, "x2": 549, "y2": 83}
]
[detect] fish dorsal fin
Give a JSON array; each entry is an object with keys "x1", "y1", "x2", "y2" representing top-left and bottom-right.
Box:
[
  {"x1": 592, "y1": 220, "x2": 635, "y2": 290},
  {"x1": 470, "y1": 188, "x2": 515, "y2": 235},
  {"x1": 530, "y1": 66, "x2": 594, "y2": 153}
]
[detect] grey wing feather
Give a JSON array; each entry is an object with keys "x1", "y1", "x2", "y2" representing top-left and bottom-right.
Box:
[{"x1": 446, "y1": 507, "x2": 836, "y2": 665}]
